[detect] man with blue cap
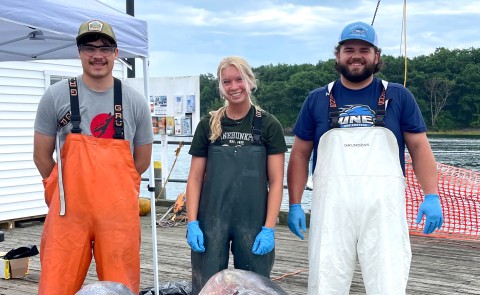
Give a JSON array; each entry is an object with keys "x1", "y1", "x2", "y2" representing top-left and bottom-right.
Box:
[{"x1": 287, "y1": 21, "x2": 443, "y2": 294}]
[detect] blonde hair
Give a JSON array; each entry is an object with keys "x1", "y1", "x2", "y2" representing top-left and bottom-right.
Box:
[{"x1": 209, "y1": 56, "x2": 261, "y2": 142}]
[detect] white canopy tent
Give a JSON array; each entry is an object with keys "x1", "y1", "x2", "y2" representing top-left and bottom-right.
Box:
[
  {"x1": 0, "y1": 0, "x2": 160, "y2": 293},
  {"x1": 0, "y1": 0, "x2": 148, "y2": 60}
]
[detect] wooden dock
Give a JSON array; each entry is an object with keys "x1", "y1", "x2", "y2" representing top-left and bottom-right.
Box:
[{"x1": 0, "y1": 210, "x2": 479, "y2": 295}]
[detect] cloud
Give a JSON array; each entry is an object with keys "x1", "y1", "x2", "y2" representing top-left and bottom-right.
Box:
[{"x1": 101, "y1": 0, "x2": 480, "y2": 77}]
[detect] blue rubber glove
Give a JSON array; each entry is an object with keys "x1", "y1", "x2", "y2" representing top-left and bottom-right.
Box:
[
  {"x1": 415, "y1": 194, "x2": 444, "y2": 234},
  {"x1": 187, "y1": 220, "x2": 205, "y2": 252},
  {"x1": 288, "y1": 204, "x2": 307, "y2": 240},
  {"x1": 252, "y1": 226, "x2": 275, "y2": 255}
]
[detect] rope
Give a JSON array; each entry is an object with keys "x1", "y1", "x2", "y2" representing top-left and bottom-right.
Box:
[
  {"x1": 370, "y1": 0, "x2": 409, "y2": 86},
  {"x1": 157, "y1": 191, "x2": 187, "y2": 227},
  {"x1": 403, "y1": 0, "x2": 408, "y2": 86},
  {"x1": 371, "y1": 0, "x2": 381, "y2": 25},
  {"x1": 157, "y1": 214, "x2": 187, "y2": 228},
  {"x1": 272, "y1": 269, "x2": 308, "y2": 281}
]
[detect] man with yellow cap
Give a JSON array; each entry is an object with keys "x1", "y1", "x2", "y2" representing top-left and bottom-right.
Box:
[{"x1": 34, "y1": 19, "x2": 153, "y2": 294}]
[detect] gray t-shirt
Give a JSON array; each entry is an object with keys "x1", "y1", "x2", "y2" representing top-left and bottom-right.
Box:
[{"x1": 34, "y1": 75, "x2": 154, "y2": 153}]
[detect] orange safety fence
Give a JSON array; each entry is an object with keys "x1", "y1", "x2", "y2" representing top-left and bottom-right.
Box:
[{"x1": 405, "y1": 154, "x2": 480, "y2": 240}]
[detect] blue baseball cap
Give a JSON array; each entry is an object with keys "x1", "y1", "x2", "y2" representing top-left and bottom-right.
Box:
[{"x1": 339, "y1": 21, "x2": 378, "y2": 47}]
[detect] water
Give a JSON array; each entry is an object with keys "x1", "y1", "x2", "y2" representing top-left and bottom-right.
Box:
[
  {"x1": 141, "y1": 135, "x2": 480, "y2": 210},
  {"x1": 428, "y1": 135, "x2": 480, "y2": 170}
]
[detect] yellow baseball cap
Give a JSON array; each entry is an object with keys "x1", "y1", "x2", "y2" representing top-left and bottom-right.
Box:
[{"x1": 76, "y1": 20, "x2": 116, "y2": 45}]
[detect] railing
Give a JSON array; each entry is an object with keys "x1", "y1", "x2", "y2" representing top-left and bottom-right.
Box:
[
  {"x1": 143, "y1": 141, "x2": 480, "y2": 240},
  {"x1": 141, "y1": 141, "x2": 304, "y2": 191}
]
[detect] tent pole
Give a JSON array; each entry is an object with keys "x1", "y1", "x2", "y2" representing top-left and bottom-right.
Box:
[
  {"x1": 143, "y1": 56, "x2": 159, "y2": 295},
  {"x1": 126, "y1": 0, "x2": 136, "y2": 78}
]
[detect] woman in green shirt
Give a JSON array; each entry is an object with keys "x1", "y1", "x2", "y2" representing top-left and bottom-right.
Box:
[{"x1": 185, "y1": 56, "x2": 287, "y2": 294}]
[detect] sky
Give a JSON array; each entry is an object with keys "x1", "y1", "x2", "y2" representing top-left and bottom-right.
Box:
[{"x1": 100, "y1": 0, "x2": 480, "y2": 78}]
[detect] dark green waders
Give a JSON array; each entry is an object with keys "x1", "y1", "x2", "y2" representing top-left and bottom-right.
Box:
[{"x1": 191, "y1": 144, "x2": 274, "y2": 294}]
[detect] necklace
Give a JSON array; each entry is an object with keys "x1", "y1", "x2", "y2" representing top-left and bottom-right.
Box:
[
  {"x1": 226, "y1": 107, "x2": 249, "y2": 125},
  {"x1": 233, "y1": 117, "x2": 245, "y2": 125}
]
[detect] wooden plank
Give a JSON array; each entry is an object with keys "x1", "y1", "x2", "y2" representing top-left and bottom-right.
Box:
[{"x1": 0, "y1": 213, "x2": 479, "y2": 294}]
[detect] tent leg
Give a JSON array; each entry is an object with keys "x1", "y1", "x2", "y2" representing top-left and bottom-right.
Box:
[{"x1": 143, "y1": 57, "x2": 159, "y2": 295}]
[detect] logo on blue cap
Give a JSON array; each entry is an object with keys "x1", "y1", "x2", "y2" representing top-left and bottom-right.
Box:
[{"x1": 339, "y1": 21, "x2": 378, "y2": 47}]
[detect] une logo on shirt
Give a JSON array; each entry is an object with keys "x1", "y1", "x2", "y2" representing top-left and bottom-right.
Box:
[{"x1": 339, "y1": 105, "x2": 375, "y2": 128}]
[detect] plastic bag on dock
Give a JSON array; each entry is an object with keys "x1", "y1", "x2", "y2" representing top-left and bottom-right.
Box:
[
  {"x1": 3, "y1": 244, "x2": 39, "y2": 259},
  {"x1": 75, "y1": 281, "x2": 134, "y2": 295},
  {"x1": 140, "y1": 280, "x2": 192, "y2": 295}
]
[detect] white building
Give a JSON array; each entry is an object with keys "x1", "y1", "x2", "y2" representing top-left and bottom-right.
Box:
[{"x1": 0, "y1": 60, "x2": 125, "y2": 222}]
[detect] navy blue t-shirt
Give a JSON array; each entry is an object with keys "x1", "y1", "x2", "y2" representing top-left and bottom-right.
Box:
[{"x1": 292, "y1": 77, "x2": 427, "y2": 174}]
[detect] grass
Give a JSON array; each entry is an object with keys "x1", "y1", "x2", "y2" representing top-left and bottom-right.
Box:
[
  {"x1": 427, "y1": 129, "x2": 480, "y2": 136},
  {"x1": 286, "y1": 129, "x2": 480, "y2": 136}
]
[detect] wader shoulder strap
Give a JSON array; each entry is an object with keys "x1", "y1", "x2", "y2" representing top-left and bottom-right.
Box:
[
  {"x1": 68, "y1": 77, "x2": 82, "y2": 133},
  {"x1": 67, "y1": 77, "x2": 124, "y2": 138},
  {"x1": 251, "y1": 108, "x2": 263, "y2": 146},
  {"x1": 327, "y1": 80, "x2": 389, "y2": 128},
  {"x1": 326, "y1": 81, "x2": 340, "y2": 129},
  {"x1": 113, "y1": 77, "x2": 124, "y2": 139},
  {"x1": 327, "y1": 81, "x2": 335, "y2": 95},
  {"x1": 374, "y1": 80, "x2": 389, "y2": 127}
]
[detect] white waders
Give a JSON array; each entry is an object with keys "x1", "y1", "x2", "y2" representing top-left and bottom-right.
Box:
[{"x1": 308, "y1": 127, "x2": 411, "y2": 295}]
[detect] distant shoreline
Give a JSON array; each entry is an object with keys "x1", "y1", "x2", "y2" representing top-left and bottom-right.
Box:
[
  {"x1": 284, "y1": 129, "x2": 480, "y2": 136},
  {"x1": 427, "y1": 129, "x2": 480, "y2": 136}
]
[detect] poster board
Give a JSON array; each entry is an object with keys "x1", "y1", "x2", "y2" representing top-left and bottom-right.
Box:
[
  {"x1": 125, "y1": 76, "x2": 200, "y2": 188},
  {"x1": 125, "y1": 75, "x2": 200, "y2": 134}
]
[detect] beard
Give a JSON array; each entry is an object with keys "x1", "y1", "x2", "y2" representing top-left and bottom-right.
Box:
[{"x1": 335, "y1": 59, "x2": 376, "y2": 83}]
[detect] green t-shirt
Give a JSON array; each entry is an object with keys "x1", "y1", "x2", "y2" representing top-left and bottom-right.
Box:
[{"x1": 189, "y1": 106, "x2": 287, "y2": 157}]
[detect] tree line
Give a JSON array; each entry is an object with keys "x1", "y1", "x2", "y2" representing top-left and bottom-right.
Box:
[{"x1": 199, "y1": 47, "x2": 480, "y2": 132}]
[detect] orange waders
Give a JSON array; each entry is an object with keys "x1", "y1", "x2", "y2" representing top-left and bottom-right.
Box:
[
  {"x1": 39, "y1": 134, "x2": 141, "y2": 295},
  {"x1": 38, "y1": 78, "x2": 141, "y2": 294}
]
